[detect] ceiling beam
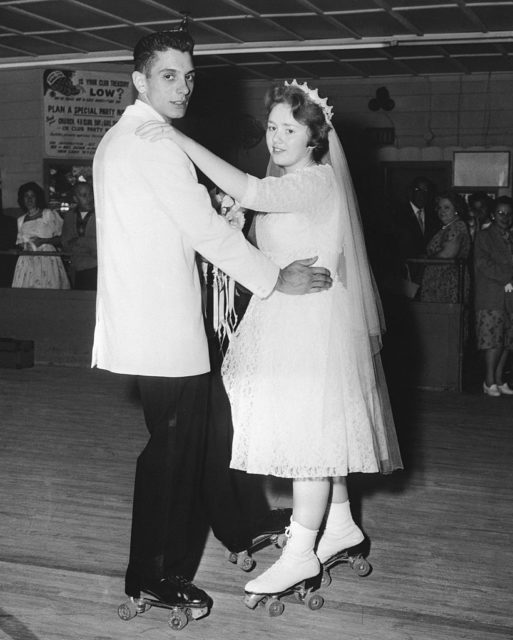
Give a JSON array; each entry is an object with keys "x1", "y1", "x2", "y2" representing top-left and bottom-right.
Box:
[{"x1": 0, "y1": 32, "x2": 512, "y2": 69}]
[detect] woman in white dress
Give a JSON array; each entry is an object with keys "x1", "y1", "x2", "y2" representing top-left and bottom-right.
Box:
[
  {"x1": 12, "y1": 182, "x2": 70, "y2": 289},
  {"x1": 137, "y1": 81, "x2": 402, "y2": 597}
]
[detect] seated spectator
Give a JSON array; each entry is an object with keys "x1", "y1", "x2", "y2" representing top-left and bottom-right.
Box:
[
  {"x1": 61, "y1": 181, "x2": 97, "y2": 290},
  {"x1": 0, "y1": 205, "x2": 18, "y2": 287},
  {"x1": 467, "y1": 191, "x2": 494, "y2": 240},
  {"x1": 12, "y1": 182, "x2": 70, "y2": 289},
  {"x1": 420, "y1": 191, "x2": 471, "y2": 303},
  {"x1": 474, "y1": 196, "x2": 513, "y2": 396}
]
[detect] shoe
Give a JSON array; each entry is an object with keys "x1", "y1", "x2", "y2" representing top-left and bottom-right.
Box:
[
  {"x1": 483, "y1": 382, "x2": 500, "y2": 397},
  {"x1": 144, "y1": 576, "x2": 211, "y2": 608},
  {"x1": 315, "y1": 500, "x2": 365, "y2": 564},
  {"x1": 245, "y1": 520, "x2": 320, "y2": 595},
  {"x1": 498, "y1": 383, "x2": 513, "y2": 395}
]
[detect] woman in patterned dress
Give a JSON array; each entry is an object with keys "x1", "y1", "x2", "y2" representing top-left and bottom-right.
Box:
[
  {"x1": 474, "y1": 196, "x2": 513, "y2": 396},
  {"x1": 12, "y1": 182, "x2": 70, "y2": 289},
  {"x1": 420, "y1": 191, "x2": 471, "y2": 303}
]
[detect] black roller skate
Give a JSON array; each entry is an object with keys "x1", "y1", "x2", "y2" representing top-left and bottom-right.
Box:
[
  {"x1": 225, "y1": 508, "x2": 292, "y2": 571},
  {"x1": 118, "y1": 576, "x2": 211, "y2": 632}
]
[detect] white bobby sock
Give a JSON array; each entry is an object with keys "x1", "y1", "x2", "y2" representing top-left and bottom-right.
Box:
[{"x1": 315, "y1": 500, "x2": 364, "y2": 564}]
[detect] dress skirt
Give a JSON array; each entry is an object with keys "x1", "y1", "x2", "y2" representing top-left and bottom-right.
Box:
[{"x1": 222, "y1": 280, "x2": 401, "y2": 478}]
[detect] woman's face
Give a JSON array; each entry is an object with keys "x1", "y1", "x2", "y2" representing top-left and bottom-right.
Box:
[
  {"x1": 436, "y1": 197, "x2": 457, "y2": 225},
  {"x1": 23, "y1": 189, "x2": 38, "y2": 212},
  {"x1": 266, "y1": 103, "x2": 313, "y2": 174},
  {"x1": 493, "y1": 203, "x2": 513, "y2": 230}
]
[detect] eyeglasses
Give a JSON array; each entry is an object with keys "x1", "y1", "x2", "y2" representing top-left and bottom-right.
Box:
[{"x1": 495, "y1": 210, "x2": 512, "y2": 216}]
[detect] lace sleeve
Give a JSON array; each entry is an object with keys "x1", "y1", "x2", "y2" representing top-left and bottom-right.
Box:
[{"x1": 240, "y1": 164, "x2": 333, "y2": 213}]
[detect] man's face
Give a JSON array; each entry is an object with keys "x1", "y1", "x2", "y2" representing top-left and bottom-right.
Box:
[
  {"x1": 74, "y1": 184, "x2": 94, "y2": 211},
  {"x1": 133, "y1": 48, "x2": 195, "y2": 121},
  {"x1": 410, "y1": 180, "x2": 430, "y2": 208}
]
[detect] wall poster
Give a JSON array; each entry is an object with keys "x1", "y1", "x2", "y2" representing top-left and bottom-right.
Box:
[{"x1": 43, "y1": 68, "x2": 133, "y2": 159}]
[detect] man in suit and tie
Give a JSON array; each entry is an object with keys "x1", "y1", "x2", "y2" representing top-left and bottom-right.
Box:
[
  {"x1": 92, "y1": 25, "x2": 332, "y2": 613},
  {"x1": 392, "y1": 176, "x2": 438, "y2": 259},
  {"x1": 383, "y1": 175, "x2": 438, "y2": 285}
]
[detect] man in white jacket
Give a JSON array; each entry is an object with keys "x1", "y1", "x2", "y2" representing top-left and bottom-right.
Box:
[{"x1": 92, "y1": 25, "x2": 331, "y2": 612}]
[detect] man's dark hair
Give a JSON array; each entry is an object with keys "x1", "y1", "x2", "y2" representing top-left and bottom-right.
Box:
[{"x1": 133, "y1": 22, "x2": 195, "y2": 75}]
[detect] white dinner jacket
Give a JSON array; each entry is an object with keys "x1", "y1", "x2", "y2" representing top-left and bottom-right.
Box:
[{"x1": 92, "y1": 99, "x2": 278, "y2": 377}]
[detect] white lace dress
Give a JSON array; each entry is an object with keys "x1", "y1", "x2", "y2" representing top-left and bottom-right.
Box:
[{"x1": 222, "y1": 164, "x2": 401, "y2": 478}]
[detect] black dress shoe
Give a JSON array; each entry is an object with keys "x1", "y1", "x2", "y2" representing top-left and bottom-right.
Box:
[{"x1": 144, "y1": 576, "x2": 211, "y2": 608}]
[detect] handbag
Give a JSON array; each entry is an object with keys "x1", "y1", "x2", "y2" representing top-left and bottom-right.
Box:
[{"x1": 383, "y1": 263, "x2": 420, "y2": 299}]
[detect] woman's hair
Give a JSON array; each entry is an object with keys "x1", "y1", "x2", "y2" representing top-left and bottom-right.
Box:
[
  {"x1": 493, "y1": 195, "x2": 513, "y2": 212},
  {"x1": 436, "y1": 190, "x2": 468, "y2": 219},
  {"x1": 468, "y1": 191, "x2": 494, "y2": 211},
  {"x1": 17, "y1": 182, "x2": 46, "y2": 211},
  {"x1": 265, "y1": 84, "x2": 331, "y2": 162},
  {"x1": 133, "y1": 29, "x2": 195, "y2": 75}
]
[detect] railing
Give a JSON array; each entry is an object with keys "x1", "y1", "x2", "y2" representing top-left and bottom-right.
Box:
[
  {"x1": 0, "y1": 250, "x2": 71, "y2": 257},
  {"x1": 405, "y1": 257, "x2": 468, "y2": 304},
  {"x1": 405, "y1": 257, "x2": 469, "y2": 391}
]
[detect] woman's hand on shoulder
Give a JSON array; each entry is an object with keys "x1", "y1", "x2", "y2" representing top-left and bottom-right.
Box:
[{"x1": 136, "y1": 120, "x2": 181, "y2": 144}]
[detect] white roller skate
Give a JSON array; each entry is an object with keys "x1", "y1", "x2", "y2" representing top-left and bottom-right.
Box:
[{"x1": 243, "y1": 520, "x2": 324, "y2": 617}]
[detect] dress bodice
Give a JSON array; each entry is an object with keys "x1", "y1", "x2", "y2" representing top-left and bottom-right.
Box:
[
  {"x1": 426, "y1": 218, "x2": 471, "y2": 259},
  {"x1": 17, "y1": 209, "x2": 63, "y2": 251},
  {"x1": 241, "y1": 165, "x2": 343, "y2": 274}
]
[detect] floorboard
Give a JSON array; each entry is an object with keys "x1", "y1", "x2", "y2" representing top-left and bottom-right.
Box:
[{"x1": 0, "y1": 365, "x2": 511, "y2": 639}]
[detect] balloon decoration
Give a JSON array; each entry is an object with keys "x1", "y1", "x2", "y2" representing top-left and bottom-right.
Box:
[{"x1": 368, "y1": 87, "x2": 395, "y2": 111}]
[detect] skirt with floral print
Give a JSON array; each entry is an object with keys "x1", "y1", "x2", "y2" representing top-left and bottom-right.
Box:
[{"x1": 475, "y1": 308, "x2": 513, "y2": 350}]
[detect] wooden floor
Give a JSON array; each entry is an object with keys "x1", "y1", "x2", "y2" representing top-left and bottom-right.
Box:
[{"x1": 0, "y1": 365, "x2": 512, "y2": 640}]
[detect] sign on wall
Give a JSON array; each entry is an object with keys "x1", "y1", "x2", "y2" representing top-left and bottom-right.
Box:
[{"x1": 43, "y1": 69, "x2": 133, "y2": 159}]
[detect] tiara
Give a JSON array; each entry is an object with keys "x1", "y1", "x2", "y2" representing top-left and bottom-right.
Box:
[{"x1": 284, "y1": 79, "x2": 334, "y2": 123}]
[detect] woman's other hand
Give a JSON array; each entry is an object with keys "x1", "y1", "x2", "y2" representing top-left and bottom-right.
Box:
[{"x1": 505, "y1": 282, "x2": 513, "y2": 293}]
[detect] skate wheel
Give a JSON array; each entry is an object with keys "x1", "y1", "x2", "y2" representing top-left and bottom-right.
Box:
[
  {"x1": 117, "y1": 600, "x2": 138, "y2": 621},
  {"x1": 351, "y1": 556, "x2": 371, "y2": 577},
  {"x1": 265, "y1": 598, "x2": 284, "y2": 617},
  {"x1": 189, "y1": 605, "x2": 209, "y2": 621},
  {"x1": 305, "y1": 593, "x2": 324, "y2": 611},
  {"x1": 237, "y1": 553, "x2": 256, "y2": 572},
  {"x1": 224, "y1": 548, "x2": 238, "y2": 564},
  {"x1": 243, "y1": 593, "x2": 263, "y2": 610},
  {"x1": 167, "y1": 607, "x2": 189, "y2": 631},
  {"x1": 275, "y1": 533, "x2": 288, "y2": 548},
  {"x1": 320, "y1": 571, "x2": 332, "y2": 588}
]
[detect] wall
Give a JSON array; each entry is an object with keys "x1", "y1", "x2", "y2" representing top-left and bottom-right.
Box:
[
  {"x1": 228, "y1": 73, "x2": 513, "y2": 186},
  {"x1": 1, "y1": 68, "x2": 512, "y2": 213},
  {"x1": 0, "y1": 64, "x2": 132, "y2": 215}
]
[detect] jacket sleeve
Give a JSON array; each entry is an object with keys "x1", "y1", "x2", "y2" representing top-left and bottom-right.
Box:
[
  {"x1": 474, "y1": 231, "x2": 513, "y2": 285},
  {"x1": 143, "y1": 139, "x2": 279, "y2": 298}
]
